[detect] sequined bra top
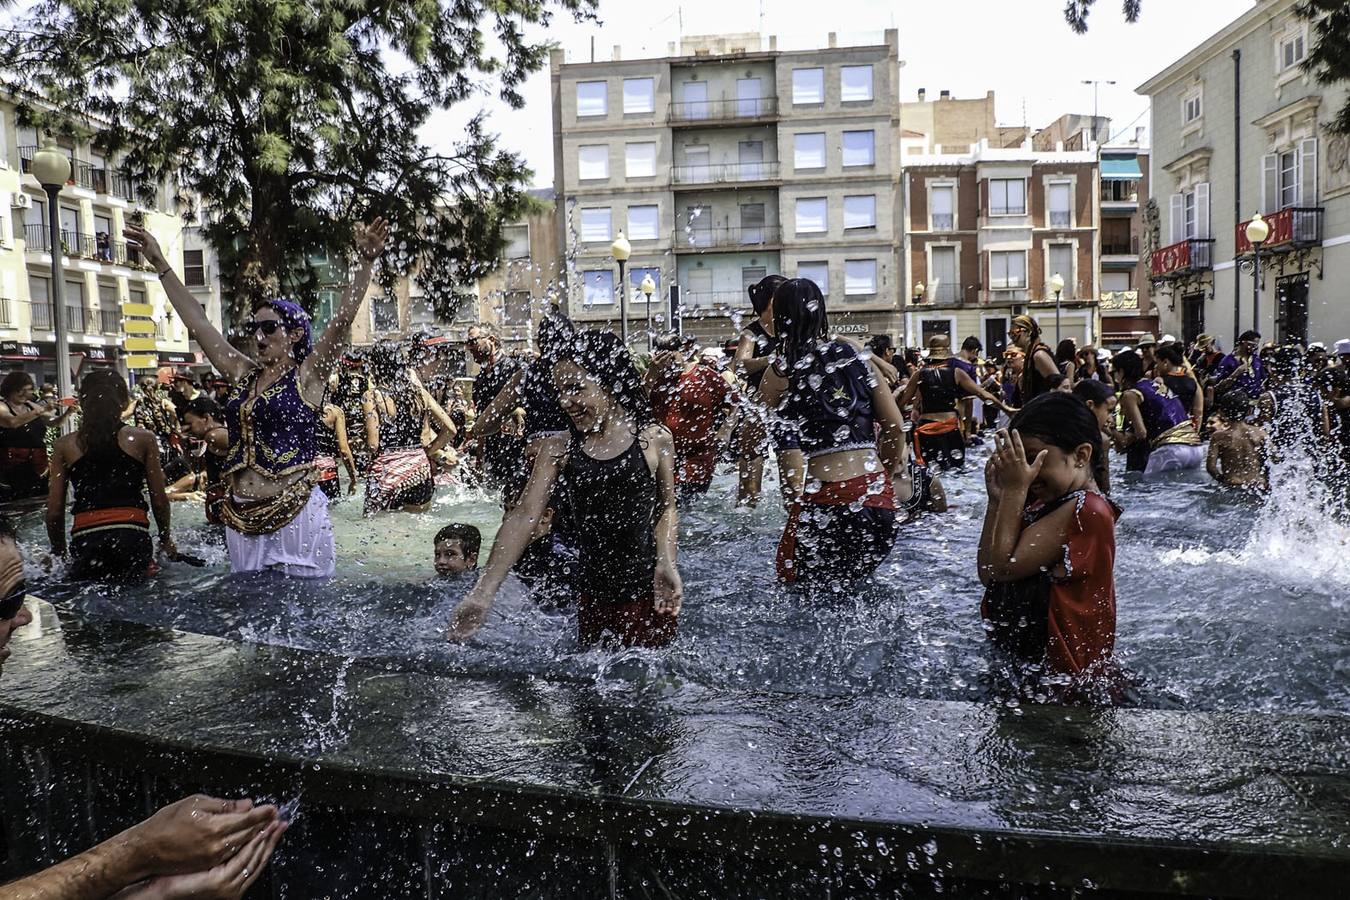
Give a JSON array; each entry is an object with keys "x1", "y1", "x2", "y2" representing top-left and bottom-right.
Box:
[{"x1": 222, "y1": 367, "x2": 319, "y2": 479}]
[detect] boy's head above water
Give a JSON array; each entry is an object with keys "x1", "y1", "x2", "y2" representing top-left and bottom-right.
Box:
[{"x1": 434, "y1": 524, "x2": 481, "y2": 577}]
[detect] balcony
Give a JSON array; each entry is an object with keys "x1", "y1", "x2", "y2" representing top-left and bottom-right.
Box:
[
  {"x1": 71, "y1": 158, "x2": 96, "y2": 191},
  {"x1": 1100, "y1": 290, "x2": 1140, "y2": 312},
  {"x1": 18, "y1": 145, "x2": 36, "y2": 174},
  {"x1": 1150, "y1": 237, "x2": 1214, "y2": 279},
  {"x1": 669, "y1": 97, "x2": 778, "y2": 125},
  {"x1": 101, "y1": 308, "x2": 120, "y2": 334},
  {"x1": 1100, "y1": 181, "x2": 1141, "y2": 215},
  {"x1": 1102, "y1": 235, "x2": 1141, "y2": 268},
  {"x1": 23, "y1": 223, "x2": 50, "y2": 252},
  {"x1": 1235, "y1": 207, "x2": 1323, "y2": 256},
  {"x1": 31, "y1": 301, "x2": 53, "y2": 330},
  {"x1": 0, "y1": 298, "x2": 11, "y2": 328},
  {"x1": 672, "y1": 161, "x2": 780, "y2": 187},
  {"x1": 62, "y1": 230, "x2": 96, "y2": 259},
  {"x1": 673, "y1": 225, "x2": 781, "y2": 251},
  {"x1": 66, "y1": 304, "x2": 88, "y2": 333},
  {"x1": 681, "y1": 290, "x2": 748, "y2": 309}
]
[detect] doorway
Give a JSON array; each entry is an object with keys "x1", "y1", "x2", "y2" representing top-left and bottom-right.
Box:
[
  {"x1": 1275, "y1": 273, "x2": 1309, "y2": 347},
  {"x1": 984, "y1": 316, "x2": 1009, "y2": 358},
  {"x1": 1181, "y1": 293, "x2": 1205, "y2": 347}
]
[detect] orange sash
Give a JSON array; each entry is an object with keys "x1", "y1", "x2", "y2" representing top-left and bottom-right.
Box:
[{"x1": 776, "y1": 472, "x2": 896, "y2": 583}]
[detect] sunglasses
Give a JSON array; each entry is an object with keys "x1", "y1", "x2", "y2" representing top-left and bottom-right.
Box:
[
  {"x1": 0, "y1": 579, "x2": 26, "y2": 620},
  {"x1": 245, "y1": 320, "x2": 285, "y2": 336}
]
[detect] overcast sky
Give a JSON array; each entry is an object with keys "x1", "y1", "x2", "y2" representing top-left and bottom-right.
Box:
[{"x1": 429, "y1": 0, "x2": 1257, "y2": 185}]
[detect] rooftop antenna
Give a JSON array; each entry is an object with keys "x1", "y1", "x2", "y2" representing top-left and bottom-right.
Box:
[{"x1": 1082, "y1": 79, "x2": 1117, "y2": 140}]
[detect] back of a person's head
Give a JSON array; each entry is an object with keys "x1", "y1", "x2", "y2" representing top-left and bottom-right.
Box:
[
  {"x1": 747, "y1": 274, "x2": 787, "y2": 315},
  {"x1": 1217, "y1": 390, "x2": 1252, "y2": 421},
  {"x1": 1072, "y1": 379, "x2": 1115, "y2": 406},
  {"x1": 653, "y1": 331, "x2": 682, "y2": 353},
  {"x1": 184, "y1": 395, "x2": 222, "y2": 422},
  {"x1": 867, "y1": 334, "x2": 894, "y2": 356},
  {"x1": 1156, "y1": 345, "x2": 1185, "y2": 368},
  {"x1": 0, "y1": 370, "x2": 31, "y2": 398},
  {"x1": 1111, "y1": 349, "x2": 1144, "y2": 382},
  {"x1": 1055, "y1": 339, "x2": 1077, "y2": 363},
  {"x1": 961, "y1": 336, "x2": 982, "y2": 353},
  {"x1": 771, "y1": 278, "x2": 828, "y2": 364},
  {"x1": 78, "y1": 370, "x2": 131, "y2": 453}
]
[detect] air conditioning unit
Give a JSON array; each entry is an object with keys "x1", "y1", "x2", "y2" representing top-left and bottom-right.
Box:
[{"x1": 10, "y1": 193, "x2": 32, "y2": 210}]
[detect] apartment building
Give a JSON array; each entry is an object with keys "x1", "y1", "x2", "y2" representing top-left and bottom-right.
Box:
[
  {"x1": 1097, "y1": 137, "x2": 1157, "y2": 344},
  {"x1": 0, "y1": 93, "x2": 194, "y2": 384},
  {"x1": 899, "y1": 89, "x2": 1029, "y2": 157},
  {"x1": 1139, "y1": 0, "x2": 1350, "y2": 347},
  {"x1": 472, "y1": 189, "x2": 564, "y2": 352},
  {"x1": 904, "y1": 140, "x2": 1100, "y2": 356},
  {"x1": 551, "y1": 30, "x2": 902, "y2": 346}
]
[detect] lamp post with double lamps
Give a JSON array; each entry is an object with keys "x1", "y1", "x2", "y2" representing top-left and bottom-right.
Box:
[
  {"x1": 640, "y1": 273, "x2": 656, "y2": 346},
  {"x1": 1244, "y1": 212, "x2": 1269, "y2": 337},
  {"x1": 31, "y1": 141, "x2": 75, "y2": 422},
  {"x1": 1049, "y1": 272, "x2": 1065, "y2": 344},
  {"x1": 610, "y1": 232, "x2": 631, "y2": 347}
]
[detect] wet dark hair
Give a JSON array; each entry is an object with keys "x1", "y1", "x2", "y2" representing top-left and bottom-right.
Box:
[
  {"x1": 962, "y1": 336, "x2": 982, "y2": 353},
  {"x1": 1055, "y1": 339, "x2": 1078, "y2": 365},
  {"x1": 1008, "y1": 391, "x2": 1103, "y2": 475},
  {"x1": 1156, "y1": 345, "x2": 1185, "y2": 368},
  {"x1": 867, "y1": 334, "x2": 894, "y2": 356},
  {"x1": 77, "y1": 369, "x2": 131, "y2": 456},
  {"x1": 183, "y1": 396, "x2": 222, "y2": 422},
  {"x1": 535, "y1": 311, "x2": 575, "y2": 367},
  {"x1": 435, "y1": 523, "x2": 481, "y2": 559},
  {"x1": 747, "y1": 274, "x2": 787, "y2": 315},
  {"x1": 1265, "y1": 345, "x2": 1303, "y2": 378},
  {"x1": 0, "y1": 371, "x2": 33, "y2": 398},
  {"x1": 557, "y1": 328, "x2": 654, "y2": 429},
  {"x1": 1216, "y1": 390, "x2": 1252, "y2": 421},
  {"x1": 771, "y1": 278, "x2": 828, "y2": 370},
  {"x1": 1072, "y1": 379, "x2": 1115, "y2": 406},
  {"x1": 1111, "y1": 349, "x2": 1144, "y2": 383}
]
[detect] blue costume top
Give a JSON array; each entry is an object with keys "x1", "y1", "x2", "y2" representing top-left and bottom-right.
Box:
[
  {"x1": 222, "y1": 367, "x2": 319, "y2": 479},
  {"x1": 779, "y1": 340, "x2": 877, "y2": 459},
  {"x1": 1211, "y1": 353, "x2": 1266, "y2": 398}
]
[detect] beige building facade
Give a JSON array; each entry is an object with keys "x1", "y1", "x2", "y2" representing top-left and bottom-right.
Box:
[
  {"x1": 551, "y1": 30, "x2": 903, "y2": 347},
  {"x1": 1139, "y1": 0, "x2": 1350, "y2": 347}
]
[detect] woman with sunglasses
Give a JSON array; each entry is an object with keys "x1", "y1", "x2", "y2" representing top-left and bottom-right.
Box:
[
  {"x1": 125, "y1": 219, "x2": 388, "y2": 577},
  {"x1": 1008, "y1": 315, "x2": 1060, "y2": 402}
]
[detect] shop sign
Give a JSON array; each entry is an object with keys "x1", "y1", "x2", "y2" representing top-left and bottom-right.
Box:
[
  {"x1": 834, "y1": 324, "x2": 870, "y2": 335},
  {"x1": 0, "y1": 341, "x2": 42, "y2": 359}
]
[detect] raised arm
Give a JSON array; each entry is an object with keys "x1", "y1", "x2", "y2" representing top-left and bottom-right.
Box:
[
  {"x1": 954, "y1": 368, "x2": 1013, "y2": 413},
  {"x1": 734, "y1": 331, "x2": 770, "y2": 380},
  {"x1": 301, "y1": 219, "x2": 389, "y2": 398},
  {"x1": 124, "y1": 225, "x2": 255, "y2": 382},
  {"x1": 870, "y1": 375, "x2": 906, "y2": 475}
]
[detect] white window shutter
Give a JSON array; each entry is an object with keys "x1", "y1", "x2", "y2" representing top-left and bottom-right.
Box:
[
  {"x1": 1195, "y1": 182, "x2": 1211, "y2": 239},
  {"x1": 1299, "y1": 137, "x2": 1318, "y2": 207},
  {"x1": 0, "y1": 110, "x2": 8, "y2": 170},
  {"x1": 1169, "y1": 193, "x2": 1184, "y2": 244},
  {"x1": 1260, "y1": 153, "x2": 1277, "y2": 213}
]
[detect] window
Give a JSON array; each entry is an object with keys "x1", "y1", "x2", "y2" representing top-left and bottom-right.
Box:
[
  {"x1": 622, "y1": 78, "x2": 654, "y2": 114},
  {"x1": 626, "y1": 205, "x2": 659, "y2": 241},
  {"x1": 844, "y1": 259, "x2": 877, "y2": 296},
  {"x1": 1048, "y1": 244, "x2": 1073, "y2": 297},
  {"x1": 579, "y1": 208, "x2": 611, "y2": 242},
  {"x1": 625, "y1": 142, "x2": 657, "y2": 178},
  {"x1": 794, "y1": 133, "x2": 826, "y2": 170},
  {"x1": 582, "y1": 269, "x2": 614, "y2": 305},
  {"x1": 842, "y1": 130, "x2": 875, "y2": 167},
  {"x1": 930, "y1": 184, "x2": 954, "y2": 231},
  {"x1": 683, "y1": 144, "x2": 710, "y2": 180},
  {"x1": 1102, "y1": 272, "x2": 1130, "y2": 292},
  {"x1": 503, "y1": 224, "x2": 530, "y2": 259},
  {"x1": 502, "y1": 291, "x2": 531, "y2": 326},
  {"x1": 988, "y1": 178, "x2": 1026, "y2": 216},
  {"x1": 1278, "y1": 149, "x2": 1298, "y2": 209},
  {"x1": 578, "y1": 145, "x2": 609, "y2": 180},
  {"x1": 741, "y1": 266, "x2": 766, "y2": 292},
  {"x1": 795, "y1": 198, "x2": 827, "y2": 234},
  {"x1": 929, "y1": 246, "x2": 958, "y2": 302},
  {"x1": 576, "y1": 81, "x2": 607, "y2": 117},
  {"x1": 989, "y1": 251, "x2": 1026, "y2": 289},
  {"x1": 629, "y1": 266, "x2": 661, "y2": 303},
  {"x1": 1279, "y1": 31, "x2": 1306, "y2": 72},
  {"x1": 843, "y1": 195, "x2": 876, "y2": 229},
  {"x1": 1183, "y1": 90, "x2": 1202, "y2": 125},
  {"x1": 797, "y1": 261, "x2": 829, "y2": 295},
  {"x1": 841, "y1": 65, "x2": 873, "y2": 102},
  {"x1": 1048, "y1": 182, "x2": 1071, "y2": 227},
  {"x1": 183, "y1": 249, "x2": 206, "y2": 286},
  {"x1": 1182, "y1": 191, "x2": 1197, "y2": 238},
  {"x1": 680, "y1": 81, "x2": 709, "y2": 119},
  {"x1": 739, "y1": 203, "x2": 766, "y2": 243},
  {"x1": 371, "y1": 294, "x2": 399, "y2": 332},
  {"x1": 792, "y1": 68, "x2": 824, "y2": 104}
]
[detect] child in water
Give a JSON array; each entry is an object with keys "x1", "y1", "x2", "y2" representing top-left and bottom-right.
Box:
[
  {"x1": 1206, "y1": 391, "x2": 1268, "y2": 491},
  {"x1": 977, "y1": 392, "x2": 1125, "y2": 704},
  {"x1": 448, "y1": 329, "x2": 681, "y2": 648},
  {"x1": 434, "y1": 524, "x2": 481, "y2": 577}
]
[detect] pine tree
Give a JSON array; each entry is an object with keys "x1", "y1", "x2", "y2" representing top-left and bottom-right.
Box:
[
  {"x1": 1063, "y1": 0, "x2": 1142, "y2": 35},
  {"x1": 0, "y1": 0, "x2": 596, "y2": 324},
  {"x1": 1298, "y1": 1, "x2": 1350, "y2": 135}
]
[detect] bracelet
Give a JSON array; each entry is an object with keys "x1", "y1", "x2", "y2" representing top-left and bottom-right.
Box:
[{"x1": 156, "y1": 266, "x2": 173, "y2": 278}]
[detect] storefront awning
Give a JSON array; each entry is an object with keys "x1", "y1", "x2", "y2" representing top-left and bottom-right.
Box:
[{"x1": 1101, "y1": 157, "x2": 1143, "y2": 181}]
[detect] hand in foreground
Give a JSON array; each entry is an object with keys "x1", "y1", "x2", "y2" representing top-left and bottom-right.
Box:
[
  {"x1": 654, "y1": 561, "x2": 683, "y2": 616},
  {"x1": 127, "y1": 795, "x2": 277, "y2": 877},
  {"x1": 354, "y1": 218, "x2": 390, "y2": 261},
  {"x1": 123, "y1": 225, "x2": 167, "y2": 271},
  {"x1": 983, "y1": 454, "x2": 1003, "y2": 504},
  {"x1": 114, "y1": 819, "x2": 287, "y2": 900},
  {"x1": 447, "y1": 594, "x2": 490, "y2": 642},
  {"x1": 988, "y1": 429, "x2": 1045, "y2": 496}
]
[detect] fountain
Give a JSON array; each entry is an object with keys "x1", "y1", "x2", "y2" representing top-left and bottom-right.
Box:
[{"x1": 1, "y1": 444, "x2": 1347, "y2": 897}]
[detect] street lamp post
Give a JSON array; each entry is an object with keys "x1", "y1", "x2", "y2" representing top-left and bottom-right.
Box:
[
  {"x1": 32, "y1": 141, "x2": 74, "y2": 424},
  {"x1": 1244, "y1": 212, "x2": 1269, "y2": 337},
  {"x1": 640, "y1": 273, "x2": 656, "y2": 346},
  {"x1": 1049, "y1": 272, "x2": 1065, "y2": 344},
  {"x1": 610, "y1": 232, "x2": 631, "y2": 347}
]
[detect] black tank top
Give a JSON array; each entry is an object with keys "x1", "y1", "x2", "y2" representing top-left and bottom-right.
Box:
[
  {"x1": 1162, "y1": 374, "x2": 1197, "y2": 413},
  {"x1": 918, "y1": 365, "x2": 959, "y2": 414},
  {"x1": 564, "y1": 435, "x2": 657, "y2": 605},
  {"x1": 0, "y1": 400, "x2": 47, "y2": 449},
  {"x1": 68, "y1": 430, "x2": 148, "y2": 514},
  {"x1": 316, "y1": 410, "x2": 340, "y2": 457},
  {"x1": 1022, "y1": 345, "x2": 1057, "y2": 401},
  {"x1": 743, "y1": 321, "x2": 777, "y2": 391},
  {"x1": 377, "y1": 390, "x2": 423, "y2": 450}
]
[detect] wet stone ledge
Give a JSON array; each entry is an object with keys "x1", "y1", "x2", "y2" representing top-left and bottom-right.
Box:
[{"x1": 0, "y1": 601, "x2": 1347, "y2": 898}]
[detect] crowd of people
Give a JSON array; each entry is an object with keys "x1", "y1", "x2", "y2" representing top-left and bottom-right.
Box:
[{"x1": 3, "y1": 221, "x2": 1349, "y2": 708}]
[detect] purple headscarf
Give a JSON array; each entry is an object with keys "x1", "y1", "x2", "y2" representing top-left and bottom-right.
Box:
[{"x1": 265, "y1": 299, "x2": 313, "y2": 364}]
